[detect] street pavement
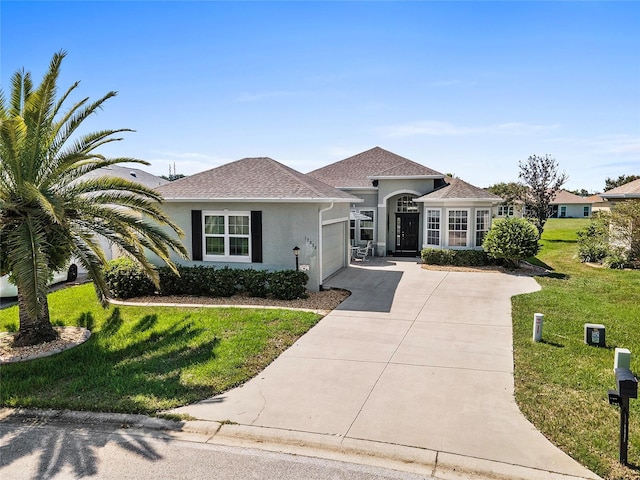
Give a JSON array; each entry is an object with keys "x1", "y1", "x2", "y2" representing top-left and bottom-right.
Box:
[
  {"x1": 0, "y1": 410, "x2": 432, "y2": 480},
  {"x1": 171, "y1": 258, "x2": 602, "y2": 480}
]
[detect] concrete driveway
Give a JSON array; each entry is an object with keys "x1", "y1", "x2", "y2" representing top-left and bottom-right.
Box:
[{"x1": 172, "y1": 259, "x2": 600, "y2": 480}]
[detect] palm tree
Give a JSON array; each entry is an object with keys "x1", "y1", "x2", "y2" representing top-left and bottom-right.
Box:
[{"x1": 0, "y1": 51, "x2": 188, "y2": 347}]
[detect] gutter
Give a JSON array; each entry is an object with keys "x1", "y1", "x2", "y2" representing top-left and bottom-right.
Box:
[{"x1": 317, "y1": 202, "x2": 334, "y2": 291}]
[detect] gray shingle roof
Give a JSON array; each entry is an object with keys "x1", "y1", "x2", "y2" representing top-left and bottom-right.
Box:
[
  {"x1": 156, "y1": 157, "x2": 358, "y2": 202},
  {"x1": 82, "y1": 165, "x2": 169, "y2": 189},
  {"x1": 550, "y1": 190, "x2": 593, "y2": 205},
  {"x1": 600, "y1": 178, "x2": 640, "y2": 199},
  {"x1": 416, "y1": 177, "x2": 502, "y2": 201},
  {"x1": 307, "y1": 147, "x2": 444, "y2": 188}
]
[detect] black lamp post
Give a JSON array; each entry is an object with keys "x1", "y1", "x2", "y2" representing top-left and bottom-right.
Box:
[{"x1": 293, "y1": 246, "x2": 300, "y2": 271}]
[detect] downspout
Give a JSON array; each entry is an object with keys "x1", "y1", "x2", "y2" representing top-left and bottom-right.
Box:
[{"x1": 318, "y1": 202, "x2": 334, "y2": 291}]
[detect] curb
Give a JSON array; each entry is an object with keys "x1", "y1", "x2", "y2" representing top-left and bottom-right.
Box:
[{"x1": 0, "y1": 408, "x2": 601, "y2": 480}]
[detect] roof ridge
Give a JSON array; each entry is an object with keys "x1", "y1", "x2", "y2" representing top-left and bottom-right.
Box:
[{"x1": 266, "y1": 157, "x2": 330, "y2": 198}]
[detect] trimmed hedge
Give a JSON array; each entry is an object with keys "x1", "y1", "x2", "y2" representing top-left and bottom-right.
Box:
[
  {"x1": 420, "y1": 248, "x2": 490, "y2": 266},
  {"x1": 104, "y1": 261, "x2": 309, "y2": 301},
  {"x1": 103, "y1": 257, "x2": 156, "y2": 299}
]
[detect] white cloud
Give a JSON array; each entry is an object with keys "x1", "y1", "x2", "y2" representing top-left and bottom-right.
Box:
[
  {"x1": 377, "y1": 120, "x2": 560, "y2": 138},
  {"x1": 589, "y1": 134, "x2": 640, "y2": 155}
]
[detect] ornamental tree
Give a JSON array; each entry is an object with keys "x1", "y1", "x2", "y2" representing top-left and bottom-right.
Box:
[{"x1": 518, "y1": 154, "x2": 568, "y2": 237}]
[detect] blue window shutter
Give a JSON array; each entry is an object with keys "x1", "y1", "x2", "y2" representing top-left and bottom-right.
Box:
[
  {"x1": 191, "y1": 210, "x2": 202, "y2": 261},
  {"x1": 251, "y1": 211, "x2": 262, "y2": 263}
]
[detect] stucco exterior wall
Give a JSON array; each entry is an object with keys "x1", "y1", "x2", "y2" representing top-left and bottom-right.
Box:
[
  {"x1": 555, "y1": 204, "x2": 591, "y2": 218},
  {"x1": 154, "y1": 201, "x2": 349, "y2": 291},
  {"x1": 377, "y1": 179, "x2": 435, "y2": 203}
]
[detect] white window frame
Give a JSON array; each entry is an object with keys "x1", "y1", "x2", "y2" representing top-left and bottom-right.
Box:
[
  {"x1": 475, "y1": 209, "x2": 491, "y2": 247},
  {"x1": 560, "y1": 206, "x2": 567, "y2": 218},
  {"x1": 425, "y1": 209, "x2": 441, "y2": 246},
  {"x1": 497, "y1": 205, "x2": 514, "y2": 217},
  {"x1": 202, "y1": 211, "x2": 251, "y2": 262},
  {"x1": 396, "y1": 195, "x2": 419, "y2": 213},
  {"x1": 583, "y1": 206, "x2": 590, "y2": 217},
  {"x1": 447, "y1": 209, "x2": 469, "y2": 248},
  {"x1": 356, "y1": 208, "x2": 376, "y2": 243}
]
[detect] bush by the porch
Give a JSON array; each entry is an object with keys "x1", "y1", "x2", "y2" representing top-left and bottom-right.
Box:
[
  {"x1": 420, "y1": 248, "x2": 489, "y2": 266},
  {"x1": 482, "y1": 217, "x2": 540, "y2": 268}
]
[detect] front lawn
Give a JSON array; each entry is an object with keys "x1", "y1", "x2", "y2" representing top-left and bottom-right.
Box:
[
  {"x1": 513, "y1": 218, "x2": 640, "y2": 480},
  {"x1": 0, "y1": 284, "x2": 321, "y2": 414}
]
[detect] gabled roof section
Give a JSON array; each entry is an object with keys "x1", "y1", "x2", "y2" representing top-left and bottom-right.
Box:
[
  {"x1": 551, "y1": 190, "x2": 593, "y2": 205},
  {"x1": 416, "y1": 177, "x2": 502, "y2": 202},
  {"x1": 156, "y1": 157, "x2": 358, "y2": 202},
  {"x1": 599, "y1": 178, "x2": 640, "y2": 199},
  {"x1": 307, "y1": 147, "x2": 444, "y2": 188}
]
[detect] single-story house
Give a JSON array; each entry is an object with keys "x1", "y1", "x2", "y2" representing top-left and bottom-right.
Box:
[
  {"x1": 599, "y1": 178, "x2": 640, "y2": 205},
  {"x1": 493, "y1": 201, "x2": 525, "y2": 219},
  {"x1": 84, "y1": 165, "x2": 169, "y2": 263},
  {"x1": 587, "y1": 194, "x2": 610, "y2": 213},
  {"x1": 549, "y1": 190, "x2": 593, "y2": 218},
  {"x1": 153, "y1": 147, "x2": 502, "y2": 291},
  {"x1": 598, "y1": 178, "x2": 640, "y2": 256}
]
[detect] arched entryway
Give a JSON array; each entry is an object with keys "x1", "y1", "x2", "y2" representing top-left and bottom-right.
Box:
[{"x1": 392, "y1": 194, "x2": 420, "y2": 256}]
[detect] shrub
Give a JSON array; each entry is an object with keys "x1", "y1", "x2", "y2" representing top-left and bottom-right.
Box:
[
  {"x1": 209, "y1": 267, "x2": 238, "y2": 297},
  {"x1": 420, "y1": 248, "x2": 489, "y2": 266},
  {"x1": 103, "y1": 257, "x2": 155, "y2": 299},
  {"x1": 482, "y1": 217, "x2": 540, "y2": 268},
  {"x1": 577, "y1": 218, "x2": 609, "y2": 263},
  {"x1": 104, "y1": 263, "x2": 309, "y2": 300},
  {"x1": 603, "y1": 247, "x2": 629, "y2": 269},
  {"x1": 269, "y1": 270, "x2": 309, "y2": 300},
  {"x1": 421, "y1": 248, "x2": 455, "y2": 265},
  {"x1": 241, "y1": 269, "x2": 270, "y2": 298}
]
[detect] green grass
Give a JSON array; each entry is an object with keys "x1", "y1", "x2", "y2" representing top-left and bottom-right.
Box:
[
  {"x1": 514, "y1": 219, "x2": 640, "y2": 480},
  {"x1": 0, "y1": 284, "x2": 321, "y2": 414}
]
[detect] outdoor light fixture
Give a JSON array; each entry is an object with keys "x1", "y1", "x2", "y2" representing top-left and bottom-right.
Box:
[{"x1": 293, "y1": 246, "x2": 300, "y2": 271}]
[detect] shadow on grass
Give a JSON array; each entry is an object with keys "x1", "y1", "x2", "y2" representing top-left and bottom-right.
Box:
[
  {"x1": 1, "y1": 310, "x2": 223, "y2": 414},
  {"x1": 526, "y1": 257, "x2": 554, "y2": 271},
  {"x1": 544, "y1": 239, "x2": 578, "y2": 244},
  {"x1": 544, "y1": 272, "x2": 570, "y2": 280},
  {"x1": 0, "y1": 410, "x2": 175, "y2": 480},
  {"x1": 540, "y1": 339, "x2": 564, "y2": 348}
]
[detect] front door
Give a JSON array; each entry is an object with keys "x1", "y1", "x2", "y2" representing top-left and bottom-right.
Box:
[{"x1": 395, "y1": 213, "x2": 419, "y2": 255}]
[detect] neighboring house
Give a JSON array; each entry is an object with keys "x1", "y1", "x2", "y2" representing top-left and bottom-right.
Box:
[
  {"x1": 493, "y1": 201, "x2": 525, "y2": 218},
  {"x1": 154, "y1": 157, "x2": 359, "y2": 291},
  {"x1": 308, "y1": 147, "x2": 502, "y2": 256},
  {"x1": 587, "y1": 194, "x2": 610, "y2": 213},
  {"x1": 81, "y1": 165, "x2": 170, "y2": 190},
  {"x1": 598, "y1": 179, "x2": 640, "y2": 256},
  {"x1": 82, "y1": 165, "x2": 169, "y2": 263},
  {"x1": 549, "y1": 190, "x2": 592, "y2": 218},
  {"x1": 599, "y1": 178, "x2": 640, "y2": 205}
]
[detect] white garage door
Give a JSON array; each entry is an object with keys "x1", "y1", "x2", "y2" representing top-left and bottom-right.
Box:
[{"x1": 322, "y1": 221, "x2": 346, "y2": 281}]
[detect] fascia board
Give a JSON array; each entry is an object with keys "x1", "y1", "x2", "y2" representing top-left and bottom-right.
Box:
[{"x1": 161, "y1": 197, "x2": 363, "y2": 203}]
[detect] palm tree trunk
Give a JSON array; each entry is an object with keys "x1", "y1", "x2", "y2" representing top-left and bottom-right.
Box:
[{"x1": 13, "y1": 291, "x2": 58, "y2": 347}]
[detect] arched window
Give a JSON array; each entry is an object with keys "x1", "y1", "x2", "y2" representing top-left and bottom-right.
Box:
[{"x1": 396, "y1": 195, "x2": 418, "y2": 213}]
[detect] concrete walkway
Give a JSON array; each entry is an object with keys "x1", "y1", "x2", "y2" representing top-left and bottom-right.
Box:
[{"x1": 172, "y1": 259, "x2": 601, "y2": 480}]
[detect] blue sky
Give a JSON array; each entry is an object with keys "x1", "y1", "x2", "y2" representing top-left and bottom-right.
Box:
[{"x1": 2, "y1": 1, "x2": 639, "y2": 192}]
